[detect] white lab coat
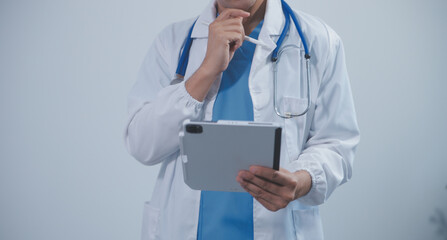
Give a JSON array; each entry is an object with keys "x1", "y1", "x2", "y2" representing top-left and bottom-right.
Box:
[{"x1": 124, "y1": 0, "x2": 360, "y2": 239}]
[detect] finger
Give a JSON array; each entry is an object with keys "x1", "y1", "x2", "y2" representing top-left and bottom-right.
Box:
[
  {"x1": 220, "y1": 20, "x2": 245, "y2": 35},
  {"x1": 220, "y1": 18, "x2": 245, "y2": 26},
  {"x1": 230, "y1": 42, "x2": 240, "y2": 53},
  {"x1": 256, "y1": 196, "x2": 281, "y2": 212},
  {"x1": 220, "y1": 24, "x2": 245, "y2": 35},
  {"x1": 249, "y1": 166, "x2": 293, "y2": 186},
  {"x1": 238, "y1": 170, "x2": 283, "y2": 196},
  {"x1": 238, "y1": 170, "x2": 297, "y2": 203},
  {"x1": 225, "y1": 32, "x2": 244, "y2": 50},
  {"x1": 221, "y1": 31, "x2": 243, "y2": 41},
  {"x1": 218, "y1": 9, "x2": 250, "y2": 20},
  {"x1": 240, "y1": 179, "x2": 288, "y2": 210}
]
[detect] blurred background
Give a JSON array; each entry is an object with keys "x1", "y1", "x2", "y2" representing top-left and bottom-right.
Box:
[{"x1": 1, "y1": 0, "x2": 446, "y2": 239}]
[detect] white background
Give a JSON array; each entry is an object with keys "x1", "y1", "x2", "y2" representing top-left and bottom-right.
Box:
[{"x1": 1, "y1": 0, "x2": 446, "y2": 239}]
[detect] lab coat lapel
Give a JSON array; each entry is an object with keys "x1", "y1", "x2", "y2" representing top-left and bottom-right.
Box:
[
  {"x1": 249, "y1": 0, "x2": 286, "y2": 123},
  {"x1": 191, "y1": 0, "x2": 216, "y2": 38},
  {"x1": 251, "y1": 0, "x2": 285, "y2": 69}
]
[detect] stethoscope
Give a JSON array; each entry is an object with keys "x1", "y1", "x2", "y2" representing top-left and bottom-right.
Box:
[{"x1": 176, "y1": 0, "x2": 311, "y2": 118}]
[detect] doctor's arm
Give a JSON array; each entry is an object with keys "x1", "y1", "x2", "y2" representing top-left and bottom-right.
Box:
[
  {"x1": 125, "y1": 10, "x2": 248, "y2": 166},
  {"x1": 124, "y1": 28, "x2": 204, "y2": 166},
  {"x1": 291, "y1": 35, "x2": 360, "y2": 206},
  {"x1": 186, "y1": 9, "x2": 249, "y2": 101},
  {"x1": 238, "y1": 35, "x2": 360, "y2": 209}
]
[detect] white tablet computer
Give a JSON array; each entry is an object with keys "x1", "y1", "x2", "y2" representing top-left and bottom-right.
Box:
[{"x1": 179, "y1": 120, "x2": 282, "y2": 192}]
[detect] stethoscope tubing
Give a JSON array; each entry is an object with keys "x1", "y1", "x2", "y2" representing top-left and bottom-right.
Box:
[{"x1": 273, "y1": 45, "x2": 311, "y2": 118}]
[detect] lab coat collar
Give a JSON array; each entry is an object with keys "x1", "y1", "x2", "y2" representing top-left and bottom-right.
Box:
[{"x1": 191, "y1": 0, "x2": 286, "y2": 39}]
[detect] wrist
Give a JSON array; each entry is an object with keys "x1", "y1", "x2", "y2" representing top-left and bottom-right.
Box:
[
  {"x1": 293, "y1": 170, "x2": 312, "y2": 200},
  {"x1": 184, "y1": 60, "x2": 221, "y2": 102},
  {"x1": 200, "y1": 57, "x2": 222, "y2": 78},
  {"x1": 198, "y1": 62, "x2": 221, "y2": 79}
]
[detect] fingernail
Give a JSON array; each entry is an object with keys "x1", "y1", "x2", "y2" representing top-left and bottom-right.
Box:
[
  {"x1": 249, "y1": 167, "x2": 256, "y2": 174},
  {"x1": 240, "y1": 172, "x2": 246, "y2": 179}
]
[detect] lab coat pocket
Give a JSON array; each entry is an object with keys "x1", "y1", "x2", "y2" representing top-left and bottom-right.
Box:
[
  {"x1": 283, "y1": 97, "x2": 308, "y2": 162},
  {"x1": 292, "y1": 208, "x2": 324, "y2": 240},
  {"x1": 141, "y1": 201, "x2": 161, "y2": 240}
]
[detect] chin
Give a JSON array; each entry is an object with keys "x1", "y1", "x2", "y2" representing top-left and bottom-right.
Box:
[{"x1": 217, "y1": 0, "x2": 258, "y2": 11}]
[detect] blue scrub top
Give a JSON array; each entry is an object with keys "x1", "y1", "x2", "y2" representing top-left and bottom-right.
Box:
[{"x1": 196, "y1": 21, "x2": 263, "y2": 240}]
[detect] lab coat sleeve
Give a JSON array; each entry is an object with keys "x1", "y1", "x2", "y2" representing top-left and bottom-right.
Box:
[
  {"x1": 291, "y1": 34, "x2": 360, "y2": 206},
  {"x1": 124, "y1": 27, "x2": 204, "y2": 166}
]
